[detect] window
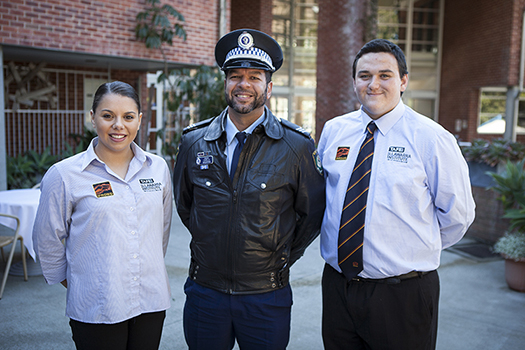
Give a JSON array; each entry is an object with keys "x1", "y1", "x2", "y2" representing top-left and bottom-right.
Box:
[
  {"x1": 478, "y1": 88, "x2": 525, "y2": 134},
  {"x1": 377, "y1": 0, "x2": 442, "y2": 120},
  {"x1": 272, "y1": 0, "x2": 318, "y2": 137}
]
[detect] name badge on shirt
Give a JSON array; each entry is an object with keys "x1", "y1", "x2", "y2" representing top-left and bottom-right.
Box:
[
  {"x1": 387, "y1": 146, "x2": 412, "y2": 163},
  {"x1": 196, "y1": 151, "x2": 214, "y2": 170},
  {"x1": 139, "y1": 178, "x2": 163, "y2": 192},
  {"x1": 335, "y1": 147, "x2": 350, "y2": 160},
  {"x1": 93, "y1": 181, "x2": 114, "y2": 198}
]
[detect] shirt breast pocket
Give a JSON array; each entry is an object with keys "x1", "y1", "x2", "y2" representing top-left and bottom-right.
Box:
[
  {"x1": 191, "y1": 168, "x2": 225, "y2": 188},
  {"x1": 190, "y1": 168, "x2": 229, "y2": 208},
  {"x1": 375, "y1": 153, "x2": 427, "y2": 206}
]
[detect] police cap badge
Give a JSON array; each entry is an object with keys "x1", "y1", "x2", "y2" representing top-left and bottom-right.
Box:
[{"x1": 215, "y1": 28, "x2": 283, "y2": 73}]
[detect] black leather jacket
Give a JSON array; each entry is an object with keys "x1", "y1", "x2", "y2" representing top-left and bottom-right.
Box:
[{"x1": 173, "y1": 107, "x2": 325, "y2": 294}]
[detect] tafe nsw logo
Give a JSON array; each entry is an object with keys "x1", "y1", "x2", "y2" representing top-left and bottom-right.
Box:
[
  {"x1": 139, "y1": 178, "x2": 162, "y2": 192},
  {"x1": 387, "y1": 146, "x2": 411, "y2": 163}
]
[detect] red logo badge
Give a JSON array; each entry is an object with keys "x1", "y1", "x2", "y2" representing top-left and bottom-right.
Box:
[
  {"x1": 93, "y1": 181, "x2": 114, "y2": 198},
  {"x1": 336, "y1": 147, "x2": 350, "y2": 160}
]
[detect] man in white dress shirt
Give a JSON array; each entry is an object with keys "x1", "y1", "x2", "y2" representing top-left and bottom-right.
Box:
[{"x1": 317, "y1": 39, "x2": 475, "y2": 350}]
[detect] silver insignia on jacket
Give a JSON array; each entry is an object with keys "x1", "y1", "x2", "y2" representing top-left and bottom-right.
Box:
[{"x1": 196, "y1": 151, "x2": 214, "y2": 170}]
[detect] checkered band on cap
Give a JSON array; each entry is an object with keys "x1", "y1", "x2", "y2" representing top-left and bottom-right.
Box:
[{"x1": 224, "y1": 47, "x2": 275, "y2": 71}]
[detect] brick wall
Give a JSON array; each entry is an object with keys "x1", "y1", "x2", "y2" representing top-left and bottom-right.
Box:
[
  {"x1": 440, "y1": 0, "x2": 525, "y2": 142},
  {"x1": 466, "y1": 186, "x2": 510, "y2": 244},
  {"x1": 0, "y1": 0, "x2": 231, "y2": 67},
  {"x1": 230, "y1": 0, "x2": 272, "y2": 34}
]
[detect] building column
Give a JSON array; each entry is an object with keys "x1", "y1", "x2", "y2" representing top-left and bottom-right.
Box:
[
  {"x1": 315, "y1": 0, "x2": 377, "y2": 141},
  {"x1": 504, "y1": 86, "x2": 520, "y2": 142},
  {"x1": 0, "y1": 45, "x2": 7, "y2": 190}
]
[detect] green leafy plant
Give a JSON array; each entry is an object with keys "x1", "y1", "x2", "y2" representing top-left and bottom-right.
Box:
[
  {"x1": 488, "y1": 159, "x2": 525, "y2": 211},
  {"x1": 462, "y1": 139, "x2": 525, "y2": 167},
  {"x1": 134, "y1": 0, "x2": 186, "y2": 150},
  {"x1": 504, "y1": 196, "x2": 525, "y2": 234},
  {"x1": 135, "y1": 0, "x2": 186, "y2": 74},
  {"x1": 157, "y1": 65, "x2": 226, "y2": 164},
  {"x1": 489, "y1": 159, "x2": 525, "y2": 260},
  {"x1": 6, "y1": 128, "x2": 97, "y2": 189},
  {"x1": 165, "y1": 65, "x2": 226, "y2": 121},
  {"x1": 6, "y1": 146, "x2": 58, "y2": 189},
  {"x1": 7, "y1": 153, "x2": 34, "y2": 189}
]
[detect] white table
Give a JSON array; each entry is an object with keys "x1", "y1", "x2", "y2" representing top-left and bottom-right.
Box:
[{"x1": 0, "y1": 188, "x2": 41, "y2": 261}]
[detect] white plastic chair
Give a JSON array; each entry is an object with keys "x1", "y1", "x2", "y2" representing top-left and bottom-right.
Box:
[{"x1": 0, "y1": 213, "x2": 28, "y2": 299}]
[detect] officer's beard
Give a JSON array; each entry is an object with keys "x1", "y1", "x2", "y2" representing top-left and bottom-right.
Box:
[{"x1": 226, "y1": 85, "x2": 268, "y2": 115}]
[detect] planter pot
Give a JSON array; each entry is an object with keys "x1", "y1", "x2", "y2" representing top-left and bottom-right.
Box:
[
  {"x1": 504, "y1": 257, "x2": 525, "y2": 293},
  {"x1": 467, "y1": 161, "x2": 497, "y2": 188}
]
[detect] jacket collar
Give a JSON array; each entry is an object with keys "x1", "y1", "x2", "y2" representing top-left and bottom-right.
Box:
[{"x1": 204, "y1": 106, "x2": 284, "y2": 141}]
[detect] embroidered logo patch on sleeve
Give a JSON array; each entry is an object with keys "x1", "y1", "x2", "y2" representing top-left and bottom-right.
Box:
[
  {"x1": 93, "y1": 181, "x2": 114, "y2": 198},
  {"x1": 335, "y1": 147, "x2": 350, "y2": 160},
  {"x1": 312, "y1": 149, "x2": 323, "y2": 175}
]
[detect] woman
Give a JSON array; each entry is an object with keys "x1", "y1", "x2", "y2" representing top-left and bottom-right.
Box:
[{"x1": 33, "y1": 81, "x2": 173, "y2": 350}]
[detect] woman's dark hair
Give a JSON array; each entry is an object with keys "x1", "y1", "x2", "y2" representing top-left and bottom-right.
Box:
[
  {"x1": 91, "y1": 81, "x2": 141, "y2": 114},
  {"x1": 352, "y1": 39, "x2": 409, "y2": 80}
]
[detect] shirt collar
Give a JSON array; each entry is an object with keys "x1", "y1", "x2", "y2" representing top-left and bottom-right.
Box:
[
  {"x1": 359, "y1": 100, "x2": 405, "y2": 136},
  {"x1": 225, "y1": 110, "x2": 266, "y2": 146}
]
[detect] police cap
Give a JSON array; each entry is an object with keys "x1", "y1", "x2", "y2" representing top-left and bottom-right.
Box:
[{"x1": 215, "y1": 29, "x2": 283, "y2": 73}]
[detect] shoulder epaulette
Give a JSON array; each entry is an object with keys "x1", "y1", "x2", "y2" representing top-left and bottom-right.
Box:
[
  {"x1": 183, "y1": 117, "x2": 214, "y2": 134},
  {"x1": 279, "y1": 118, "x2": 311, "y2": 138}
]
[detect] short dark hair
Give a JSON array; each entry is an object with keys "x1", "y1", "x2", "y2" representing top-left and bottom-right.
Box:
[
  {"x1": 92, "y1": 81, "x2": 141, "y2": 114},
  {"x1": 352, "y1": 39, "x2": 409, "y2": 80}
]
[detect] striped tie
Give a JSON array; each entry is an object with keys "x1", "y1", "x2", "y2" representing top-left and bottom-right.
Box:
[{"x1": 338, "y1": 122, "x2": 377, "y2": 280}]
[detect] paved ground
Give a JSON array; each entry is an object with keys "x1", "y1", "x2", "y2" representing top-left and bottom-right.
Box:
[{"x1": 1, "y1": 210, "x2": 525, "y2": 350}]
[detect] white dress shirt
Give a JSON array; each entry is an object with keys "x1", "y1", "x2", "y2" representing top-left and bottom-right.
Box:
[
  {"x1": 225, "y1": 111, "x2": 265, "y2": 174},
  {"x1": 33, "y1": 138, "x2": 173, "y2": 323},
  {"x1": 318, "y1": 101, "x2": 475, "y2": 279}
]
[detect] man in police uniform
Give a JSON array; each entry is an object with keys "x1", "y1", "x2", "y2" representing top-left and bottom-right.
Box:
[{"x1": 172, "y1": 29, "x2": 325, "y2": 349}]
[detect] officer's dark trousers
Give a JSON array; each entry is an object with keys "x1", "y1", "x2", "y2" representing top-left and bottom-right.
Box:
[
  {"x1": 183, "y1": 277, "x2": 292, "y2": 350},
  {"x1": 322, "y1": 264, "x2": 439, "y2": 350},
  {"x1": 69, "y1": 311, "x2": 166, "y2": 350}
]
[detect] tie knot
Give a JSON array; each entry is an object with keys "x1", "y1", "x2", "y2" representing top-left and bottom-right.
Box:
[
  {"x1": 366, "y1": 122, "x2": 377, "y2": 135},
  {"x1": 235, "y1": 132, "x2": 246, "y2": 144}
]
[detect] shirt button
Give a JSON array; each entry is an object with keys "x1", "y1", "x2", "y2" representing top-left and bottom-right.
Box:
[
  {"x1": 130, "y1": 207, "x2": 134, "y2": 211},
  {"x1": 133, "y1": 254, "x2": 138, "y2": 259},
  {"x1": 205, "y1": 181, "x2": 211, "y2": 187},
  {"x1": 261, "y1": 183, "x2": 266, "y2": 189},
  {"x1": 126, "y1": 186, "x2": 130, "y2": 190},
  {"x1": 131, "y1": 231, "x2": 136, "y2": 235},
  {"x1": 133, "y1": 277, "x2": 138, "y2": 281}
]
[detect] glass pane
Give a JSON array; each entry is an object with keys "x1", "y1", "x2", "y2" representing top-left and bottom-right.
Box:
[
  {"x1": 408, "y1": 51, "x2": 438, "y2": 90},
  {"x1": 293, "y1": 96, "x2": 316, "y2": 135},
  {"x1": 478, "y1": 90, "x2": 506, "y2": 134},
  {"x1": 273, "y1": 0, "x2": 291, "y2": 86},
  {"x1": 406, "y1": 98, "x2": 435, "y2": 119},
  {"x1": 270, "y1": 96, "x2": 289, "y2": 121}
]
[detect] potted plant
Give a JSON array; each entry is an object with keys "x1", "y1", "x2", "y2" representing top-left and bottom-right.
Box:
[
  {"x1": 489, "y1": 159, "x2": 525, "y2": 292},
  {"x1": 462, "y1": 139, "x2": 525, "y2": 187},
  {"x1": 493, "y1": 230, "x2": 525, "y2": 292}
]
